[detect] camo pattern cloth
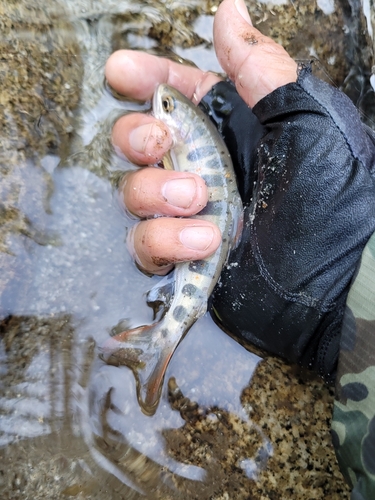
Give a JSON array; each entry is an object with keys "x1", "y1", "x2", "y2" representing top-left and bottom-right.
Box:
[{"x1": 332, "y1": 231, "x2": 375, "y2": 499}]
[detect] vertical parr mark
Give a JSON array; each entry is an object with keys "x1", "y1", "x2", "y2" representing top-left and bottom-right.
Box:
[
  {"x1": 201, "y1": 174, "x2": 223, "y2": 186},
  {"x1": 172, "y1": 305, "x2": 187, "y2": 322},
  {"x1": 198, "y1": 200, "x2": 224, "y2": 216},
  {"x1": 184, "y1": 125, "x2": 206, "y2": 143},
  {"x1": 188, "y1": 260, "x2": 212, "y2": 276},
  {"x1": 182, "y1": 284, "x2": 198, "y2": 297},
  {"x1": 205, "y1": 158, "x2": 220, "y2": 169},
  {"x1": 187, "y1": 146, "x2": 217, "y2": 162}
]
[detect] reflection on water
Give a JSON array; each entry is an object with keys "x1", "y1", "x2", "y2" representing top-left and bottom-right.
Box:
[
  {"x1": 85, "y1": 319, "x2": 265, "y2": 498},
  {"x1": 1, "y1": 0, "x2": 372, "y2": 497}
]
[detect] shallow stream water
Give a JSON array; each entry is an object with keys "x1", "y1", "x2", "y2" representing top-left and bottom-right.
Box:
[{"x1": 0, "y1": 0, "x2": 374, "y2": 498}]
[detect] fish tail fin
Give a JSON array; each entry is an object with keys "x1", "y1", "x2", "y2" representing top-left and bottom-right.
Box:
[{"x1": 100, "y1": 321, "x2": 177, "y2": 416}]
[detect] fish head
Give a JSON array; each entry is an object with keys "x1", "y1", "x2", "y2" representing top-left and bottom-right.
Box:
[{"x1": 152, "y1": 83, "x2": 192, "y2": 144}]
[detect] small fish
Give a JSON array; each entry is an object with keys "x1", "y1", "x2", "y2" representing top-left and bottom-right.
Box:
[{"x1": 101, "y1": 84, "x2": 243, "y2": 416}]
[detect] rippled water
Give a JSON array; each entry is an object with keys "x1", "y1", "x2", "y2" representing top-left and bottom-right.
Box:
[{"x1": 0, "y1": 0, "x2": 373, "y2": 498}]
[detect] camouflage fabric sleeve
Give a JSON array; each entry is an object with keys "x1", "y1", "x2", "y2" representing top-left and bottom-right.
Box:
[{"x1": 332, "y1": 231, "x2": 375, "y2": 499}]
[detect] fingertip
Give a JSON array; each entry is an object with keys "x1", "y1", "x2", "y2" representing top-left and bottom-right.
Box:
[
  {"x1": 105, "y1": 50, "x2": 120, "y2": 81},
  {"x1": 105, "y1": 50, "x2": 165, "y2": 101},
  {"x1": 128, "y1": 120, "x2": 172, "y2": 163},
  {"x1": 214, "y1": 0, "x2": 297, "y2": 107},
  {"x1": 234, "y1": 0, "x2": 252, "y2": 25},
  {"x1": 112, "y1": 114, "x2": 173, "y2": 165},
  {"x1": 128, "y1": 219, "x2": 222, "y2": 275},
  {"x1": 106, "y1": 49, "x2": 221, "y2": 105},
  {"x1": 121, "y1": 169, "x2": 208, "y2": 218},
  {"x1": 179, "y1": 223, "x2": 222, "y2": 253},
  {"x1": 126, "y1": 223, "x2": 175, "y2": 276},
  {"x1": 105, "y1": 50, "x2": 130, "y2": 94}
]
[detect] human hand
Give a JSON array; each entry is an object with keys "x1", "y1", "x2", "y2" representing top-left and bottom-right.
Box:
[
  {"x1": 105, "y1": 0, "x2": 297, "y2": 275},
  {"x1": 106, "y1": 0, "x2": 375, "y2": 380}
]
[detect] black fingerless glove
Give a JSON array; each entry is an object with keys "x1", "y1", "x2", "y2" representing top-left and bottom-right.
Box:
[{"x1": 199, "y1": 66, "x2": 375, "y2": 382}]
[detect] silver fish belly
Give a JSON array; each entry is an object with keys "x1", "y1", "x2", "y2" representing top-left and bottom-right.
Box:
[{"x1": 101, "y1": 84, "x2": 243, "y2": 416}]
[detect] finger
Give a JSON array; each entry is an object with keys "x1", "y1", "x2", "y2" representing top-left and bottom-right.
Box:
[
  {"x1": 112, "y1": 114, "x2": 173, "y2": 165},
  {"x1": 105, "y1": 50, "x2": 222, "y2": 105},
  {"x1": 214, "y1": 0, "x2": 298, "y2": 108},
  {"x1": 121, "y1": 168, "x2": 208, "y2": 218},
  {"x1": 128, "y1": 218, "x2": 222, "y2": 276}
]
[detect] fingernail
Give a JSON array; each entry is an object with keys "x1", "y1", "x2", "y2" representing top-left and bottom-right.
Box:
[
  {"x1": 129, "y1": 122, "x2": 171, "y2": 158},
  {"x1": 162, "y1": 178, "x2": 197, "y2": 209},
  {"x1": 235, "y1": 0, "x2": 252, "y2": 25},
  {"x1": 179, "y1": 226, "x2": 214, "y2": 251}
]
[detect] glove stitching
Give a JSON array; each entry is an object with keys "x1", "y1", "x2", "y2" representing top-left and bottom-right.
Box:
[
  {"x1": 250, "y1": 219, "x2": 336, "y2": 313},
  {"x1": 296, "y1": 68, "x2": 366, "y2": 171},
  {"x1": 247, "y1": 68, "x2": 366, "y2": 315}
]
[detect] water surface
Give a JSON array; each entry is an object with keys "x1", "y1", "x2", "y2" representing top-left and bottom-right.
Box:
[{"x1": 1, "y1": 0, "x2": 373, "y2": 497}]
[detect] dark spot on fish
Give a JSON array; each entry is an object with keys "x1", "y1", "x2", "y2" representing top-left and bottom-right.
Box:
[
  {"x1": 161, "y1": 328, "x2": 169, "y2": 338},
  {"x1": 188, "y1": 260, "x2": 211, "y2": 276},
  {"x1": 199, "y1": 201, "x2": 223, "y2": 216},
  {"x1": 187, "y1": 146, "x2": 216, "y2": 162},
  {"x1": 185, "y1": 125, "x2": 205, "y2": 143},
  {"x1": 205, "y1": 158, "x2": 220, "y2": 169},
  {"x1": 182, "y1": 284, "x2": 197, "y2": 297},
  {"x1": 173, "y1": 305, "x2": 187, "y2": 322},
  {"x1": 201, "y1": 174, "x2": 223, "y2": 186}
]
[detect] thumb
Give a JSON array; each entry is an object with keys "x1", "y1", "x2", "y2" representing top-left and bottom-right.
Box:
[{"x1": 214, "y1": 0, "x2": 298, "y2": 108}]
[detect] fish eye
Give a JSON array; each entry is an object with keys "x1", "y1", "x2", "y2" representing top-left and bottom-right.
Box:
[{"x1": 162, "y1": 96, "x2": 174, "y2": 113}]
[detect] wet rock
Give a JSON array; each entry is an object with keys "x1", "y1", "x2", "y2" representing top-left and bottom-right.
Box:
[
  {"x1": 0, "y1": 1, "x2": 82, "y2": 162},
  {"x1": 0, "y1": 0, "x2": 83, "y2": 313}
]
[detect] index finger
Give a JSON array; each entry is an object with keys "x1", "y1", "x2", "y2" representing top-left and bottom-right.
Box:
[{"x1": 105, "y1": 50, "x2": 222, "y2": 105}]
